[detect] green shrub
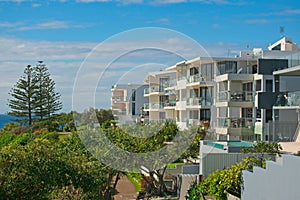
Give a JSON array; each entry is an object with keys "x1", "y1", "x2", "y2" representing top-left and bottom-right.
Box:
[
  {"x1": 39, "y1": 132, "x2": 59, "y2": 141},
  {"x1": 51, "y1": 185, "x2": 89, "y2": 200},
  {"x1": 0, "y1": 133, "x2": 16, "y2": 149},
  {"x1": 10, "y1": 133, "x2": 35, "y2": 146},
  {"x1": 3, "y1": 123, "x2": 20, "y2": 132},
  {"x1": 33, "y1": 128, "x2": 49, "y2": 135}
]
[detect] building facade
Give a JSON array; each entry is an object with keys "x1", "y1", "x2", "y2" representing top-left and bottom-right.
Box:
[
  {"x1": 113, "y1": 37, "x2": 300, "y2": 142},
  {"x1": 111, "y1": 84, "x2": 148, "y2": 125}
]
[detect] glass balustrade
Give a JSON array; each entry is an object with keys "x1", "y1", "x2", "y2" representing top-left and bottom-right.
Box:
[
  {"x1": 274, "y1": 91, "x2": 300, "y2": 107},
  {"x1": 217, "y1": 117, "x2": 253, "y2": 128},
  {"x1": 186, "y1": 97, "x2": 212, "y2": 106},
  {"x1": 217, "y1": 91, "x2": 254, "y2": 102}
]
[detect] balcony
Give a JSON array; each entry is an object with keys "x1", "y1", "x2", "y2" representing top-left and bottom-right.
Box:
[
  {"x1": 217, "y1": 117, "x2": 253, "y2": 129},
  {"x1": 144, "y1": 103, "x2": 165, "y2": 110},
  {"x1": 186, "y1": 97, "x2": 212, "y2": 107},
  {"x1": 187, "y1": 74, "x2": 214, "y2": 87},
  {"x1": 164, "y1": 79, "x2": 177, "y2": 89},
  {"x1": 144, "y1": 85, "x2": 165, "y2": 96},
  {"x1": 217, "y1": 91, "x2": 254, "y2": 102},
  {"x1": 164, "y1": 100, "x2": 177, "y2": 109},
  {"x1": 111, "y1": 96, "x2": 126, "y2": 102},
  {"x1": 273, "y1": 91, "x2": 300, "y2": 107},
  {"x1": 187, "y1": 119, "x2": 210, "y2": 128},
  {"x1": 112, "y1": 110, "x2": 127, "y2": 116}
]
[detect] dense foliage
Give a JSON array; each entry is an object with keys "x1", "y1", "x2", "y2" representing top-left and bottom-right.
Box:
[{"x1": 0, "y1": 132, "x2": 111, "y2": 199}]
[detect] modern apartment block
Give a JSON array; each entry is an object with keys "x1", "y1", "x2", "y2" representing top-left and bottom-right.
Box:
[
  {"x1": 143, "y1": 70, "x2": 177, "y2": 123},
  {"x1": 111, "y1": 84, "x2": 148, "y2": 125},
  {"x1": 113, "y1": 37, "x2": 300, "y2": 142}
]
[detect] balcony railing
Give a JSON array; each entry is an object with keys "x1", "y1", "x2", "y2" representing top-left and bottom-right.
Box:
[
  {"x1": 186, "y1": 97, "x2": 212, "y2": 106},
  {"x1": 187, "y1": 119, "x2": 211, "y2": 127},
  {"x1": 187, "y1": 74, "x2": 214, "y2": 83},
  {"x1": 164, "y1": 100, "x2": 177, "y2": 107},
  {"x1": 111, "y1": 96, "x2": 126, "y2": 102},
  {"x1": 144, "y1": 86, "x2": 165, "y2": 95},
  {"x1": 217, "y1": 117, "x2": 253, "y2": 128},
  {"x1": 217, "y1": 91, "x2": 254, "y2": 102},
  {"x1": 274, "y1": 91, "x2": 300, "y2": 107},
  {"x1": 112, "y1": 110, "x2": 127, "y2": 116},
  {"x1": 144, "y1": 103, "x2": 165, "y2": 110},
  {"x1": 164, "y1": 79, "x2": 177, "y2": 88},
  {"x1": 144, "y1": 88, "x2": 149, "y2": 95}
]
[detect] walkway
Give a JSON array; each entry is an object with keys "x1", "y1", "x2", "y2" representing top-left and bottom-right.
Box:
[{"x1": 114, "y1": 176, "x2": 138, "y2": 200}]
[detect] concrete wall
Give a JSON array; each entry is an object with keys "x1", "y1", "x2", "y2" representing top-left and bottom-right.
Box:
[
  {"x1": 178, "y1": 175, "x2": 197, "y2": 200},
  {"x1": 242, "y1": 154, "x2": 300, "y2": 200}
]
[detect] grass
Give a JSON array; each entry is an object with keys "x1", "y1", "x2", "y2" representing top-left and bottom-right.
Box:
[
  {"x1": 126, "y1": 173, "x2": 142, "y2": 192},
  {"x1": 167, "y1": 162, "x2": 184, "y2": 169}
]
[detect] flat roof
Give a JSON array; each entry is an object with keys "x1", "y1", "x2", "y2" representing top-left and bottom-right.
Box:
[
  {"x1": 273, "y1": 65, "x2": 300, "y2": 76},
  {"x1": 279, "y1": 142, "x2": 300, "y2": 154}
]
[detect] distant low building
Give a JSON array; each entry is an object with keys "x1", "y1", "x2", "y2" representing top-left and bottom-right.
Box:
[{"x1": 111, "y1": 83, "x2": 148, "y2": 125}]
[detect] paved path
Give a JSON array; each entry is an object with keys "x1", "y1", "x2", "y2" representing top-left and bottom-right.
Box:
[{"x1": 114, "y1": 176, "x2": 138, "y2": 200}]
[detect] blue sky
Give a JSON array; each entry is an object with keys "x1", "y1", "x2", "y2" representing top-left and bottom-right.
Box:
[{"x1": 1, "y1": 0, "x2": 300, "y2": 113}]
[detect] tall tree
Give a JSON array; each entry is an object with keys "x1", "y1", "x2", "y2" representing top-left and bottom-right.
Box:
[
  {"x1": 33, "y1": 61, "x2": 62, "y2": 119},
  {"x1": 33, "y1": 61, "x2": 49, "y2": 119},
  {"x1": 43, "y1": 76, "x2": 62, "y2": 119},
  {"x1": 8, "y1": 65, "x2": 38, "y2": 126}
]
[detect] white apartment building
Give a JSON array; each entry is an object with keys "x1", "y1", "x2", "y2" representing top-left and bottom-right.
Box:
[
  {"x1": 141, "y1": 37, "x2": 300, "y2": 142},
  {"x1": 143, "y1": 70, "x2": 177, "y2": 123}
]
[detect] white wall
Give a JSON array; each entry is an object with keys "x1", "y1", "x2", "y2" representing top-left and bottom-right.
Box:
[{"x1": 242, "y1": 154, "x2": 300, "y2": 200}]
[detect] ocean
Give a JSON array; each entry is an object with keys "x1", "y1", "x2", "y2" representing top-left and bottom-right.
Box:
[{"x1": 0, "y1": 114, "x2": 21, "y2": 129}]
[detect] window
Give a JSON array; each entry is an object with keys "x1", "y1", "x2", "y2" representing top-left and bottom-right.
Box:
[
  {"x1": 132, "y1": 103, "x2": 135, "y2": 115},
  {"x1": 132, "y1": 89, "x2": 136, "y2": 101},
  {"x1": 190, "y1": 67, "x2": 199, "y2": 76},
  {"x1": 189, "y1": 110, "x2": 199, "y2": 119},
  {"x1": 242, "y1": 108, "x2": 252, "y2": 118},
  {"x1": 159, "y1": 112, "x2": 166, "y2": 119},
  {"x1": 160, "y1": 95, "x2": 167, "y2": 103},
  {"x1": 200, "y1": 109, "x2": 211, "y2": 121},
  {"x1": 266, "y1": 80, "x2": 273, "y2": 92},
  {"x1": 160, "y1": 78, "x2": 169, "y2": 87},
  {"x1": 256, "y1": 108, "x2": 261, "y2": 118},
  {"x1": 256, "y1": 80, "x2": 261, "y2": 91},
  {"x1": 190, "y1": 89, "x2": 199, "y2": 98},
  {"x1": 217, "y1": 61, "x2": 237, "y2": 75},
  {"x1": 201, "y1": 63, "x2": 214, "y2": 81},
  {"x1": 266, "y1": 109, "x2": 272, "y2": 123},
  {"x1": 243, "y1": 82, "x2": 253, "y2": 92}
]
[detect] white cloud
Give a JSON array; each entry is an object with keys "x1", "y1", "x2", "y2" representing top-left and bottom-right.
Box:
[
  {"x1": 31, "y1": 3, "x2": 41, "y2": 7},
  {"x1": 0, "y1": 32, "x2": 241, "y2": 113},
  {"x1": 0, "y1": 20, "x2": 91, "y2": 31},
  {"x1": 0, "y1": 22, "x2": 22, "y2": 28},
  {"x1": 18, "y1": 20, "x2": 89, "y2": 31}
]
